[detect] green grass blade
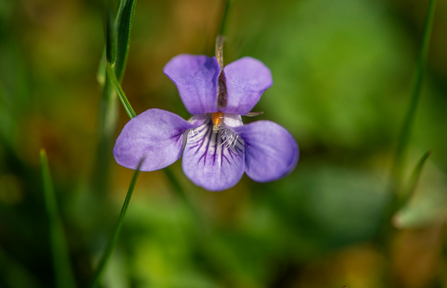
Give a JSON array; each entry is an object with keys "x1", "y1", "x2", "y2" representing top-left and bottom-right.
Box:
[
  {"x1": 106, "y1": 63, "x2": 136, "y2": 119},
  {"x1": 89, "y1": 158, "x2": 144, "y2": 288},
  {"x1": 391, "y1": 0, "x2": 436, "y2": 191},
  {"x1": 106, "y1": 6, "x2": 117, "y2": 65},
  {"x1": 40, "y1": 149, "x2": 76, "y2": 288},
  {"x1": 114, "y1": 0, "x2": 137, "y2": 81},
  {"x1": 396, "y1": 150, "x2": 432, "y2": 212}
]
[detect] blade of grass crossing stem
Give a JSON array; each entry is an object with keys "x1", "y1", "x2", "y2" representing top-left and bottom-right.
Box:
[
  {"x1": 106, "y1": 63, "x2": 136, "y2": 119},
  {"x1": 396, "y1": 151, "x2": 432, "y2": 212},
  {"x1": 91, "y1": 0, "x2": 137, "y2": 195},
  {"x1": 114, "y1": 0, "x2": 137, "y2": 81},
  {"x1": 391, "y1": 0, "x2": 436, "y2": 191},
  {"x1": 40, "y1": 149, "x2": 76, "y2": 288},
  {"x1": 90, "y1": 158, "x2": 144, "y2": 288}
]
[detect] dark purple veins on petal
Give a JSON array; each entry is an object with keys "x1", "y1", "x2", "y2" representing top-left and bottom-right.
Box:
[{"x1": 182, "y1": 115, "x2": 245, "y2": 191}]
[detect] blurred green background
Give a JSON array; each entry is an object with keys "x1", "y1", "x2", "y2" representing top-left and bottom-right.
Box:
[{"x1": 1, "y1": 0, "x2": 447, "y2": 287}]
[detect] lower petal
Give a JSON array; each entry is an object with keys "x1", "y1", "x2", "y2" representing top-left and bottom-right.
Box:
[
  {"x1": 113, "y1": 109, "x2": 200, "y2": 171},
  {"x1": 182, "y1": 116, "x2": 245, "y2": 191},
  {"x1": 234, "y1": 121, "x2": 299, "y2": 182}
]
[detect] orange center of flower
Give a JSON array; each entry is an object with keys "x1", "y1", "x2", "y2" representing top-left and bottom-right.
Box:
[{"x1": 211, "y1": 111, "x2": 224, "y2": 126}]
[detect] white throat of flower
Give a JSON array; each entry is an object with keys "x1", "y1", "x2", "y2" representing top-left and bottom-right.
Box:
[{"x1": 187, "y1": 113, "x2": 241, "y2": 150}]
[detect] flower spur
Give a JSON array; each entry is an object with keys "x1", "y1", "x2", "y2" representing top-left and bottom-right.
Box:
[{"x1": 113, "y1": 54, "x2": 299, "y2": 191}]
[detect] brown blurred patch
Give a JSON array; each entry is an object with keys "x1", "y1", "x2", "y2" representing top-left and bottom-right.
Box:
[
  {"x1": 298, "y1": 244, "x2": 384, "y2": 288},
  {"x1": 392, "y1": 226, "x2": 443, "y2": 288}
]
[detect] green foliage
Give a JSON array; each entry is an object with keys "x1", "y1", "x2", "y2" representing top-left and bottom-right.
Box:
[{"x1": 1, "y1": 0, "x2": 446, "y2": 287}]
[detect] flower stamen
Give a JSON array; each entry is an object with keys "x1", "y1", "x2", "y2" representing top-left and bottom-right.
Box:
[{"x1": 211, "y1": 111, "x2": 224, "y2": 132}]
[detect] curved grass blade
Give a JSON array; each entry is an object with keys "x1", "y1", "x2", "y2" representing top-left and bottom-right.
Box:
[
  {"x1": 40, "y1": 149, "x2": 76, "y2": 288},
  {"x1": 396, "y1": 150, "x2": 432, "y2": 212},
  {"x1": 89, "y1": 158, "x2": 144, "y2": 288},
  {"x1": 106, "y1": 63, "x2": 136, "y2": 119},
  {"x1": 391, "y1": 0, "x2": 437, "y2": 192},
  {"x1": 114, "y1": 0, "x2": 138, "y2": 81}
]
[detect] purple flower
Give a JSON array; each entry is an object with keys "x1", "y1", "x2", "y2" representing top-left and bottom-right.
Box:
[{"x1": 113, "y1": 54, "x2": 299, "y2": 191}]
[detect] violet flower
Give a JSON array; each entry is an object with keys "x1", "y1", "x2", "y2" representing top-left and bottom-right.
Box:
[{"x1": 113, "y1": 54, "x2": 299, "y2": 191}]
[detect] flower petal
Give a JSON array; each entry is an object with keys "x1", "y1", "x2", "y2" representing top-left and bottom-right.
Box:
[
  {"x1": 113, "y1": 109, "x2": 201, "y2": 171},
  {"x1": 221, "y1": 57, "x2": 273, "y2": 115},
  {"x1": 233, "y1": 120, "x2": 298, "y2": 182},
  {"x1": 182, "y1": 116, "x2": 245, "y2": 191},
  {"x1": 164, "y1": 54, "x2": 220, "y2": 114}
]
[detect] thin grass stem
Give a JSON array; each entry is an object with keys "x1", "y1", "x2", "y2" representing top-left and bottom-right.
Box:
[{"x1": 40, "y1": 149, "x2": 76, "y2": 288}]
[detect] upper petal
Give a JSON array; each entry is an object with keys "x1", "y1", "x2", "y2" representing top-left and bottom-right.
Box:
[
  {"x1": 220, "y1": 57, "x2": 273, "y2": 115},
  {"x1": 164, "y1": 54, "x2": 220, "y2": 114},
  {"x1": 113, "y1": 109, "x2": 201, "y2": 171},
  {"x1": 233, "y1": 120, "x2": 298, "y2": 182},
  {"x1": 182, "y1": 116, "x2": 245, "y2": 191}
]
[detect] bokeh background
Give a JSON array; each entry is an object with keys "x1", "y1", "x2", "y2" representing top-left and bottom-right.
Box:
[{"x1": 1, "y1": 0, "x2": 447, "y2": 287}]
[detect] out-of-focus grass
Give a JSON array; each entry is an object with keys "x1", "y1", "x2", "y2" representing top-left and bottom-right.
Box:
[{"x1": 1, "y1": 0, "x2": 447, "y2": 287}]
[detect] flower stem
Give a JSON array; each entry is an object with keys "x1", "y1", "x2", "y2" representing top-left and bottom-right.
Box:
[
  {"x1": 89, "y1": 159, "x2": 144, "y2": 288},
  {"x1": 215, "y1": 35, "x2": 225, "y2": 69}
]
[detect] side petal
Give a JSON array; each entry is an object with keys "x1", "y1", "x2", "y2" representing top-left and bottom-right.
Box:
[
  {"x1": 164, "y1": 54, "x2": 220, "y2": 114},
  {"x1": 113, "y1": 109, "x2": 201, "y2": 171},
  {"x1": 221, "y1": 57, "x2": 273, "y2": 115},
  {"x1": 233, "y1": 121, "x2": 298, "y2": 182},
  {"x1": 182, "y1": 117, "x2": 245, "y2": 191}
]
